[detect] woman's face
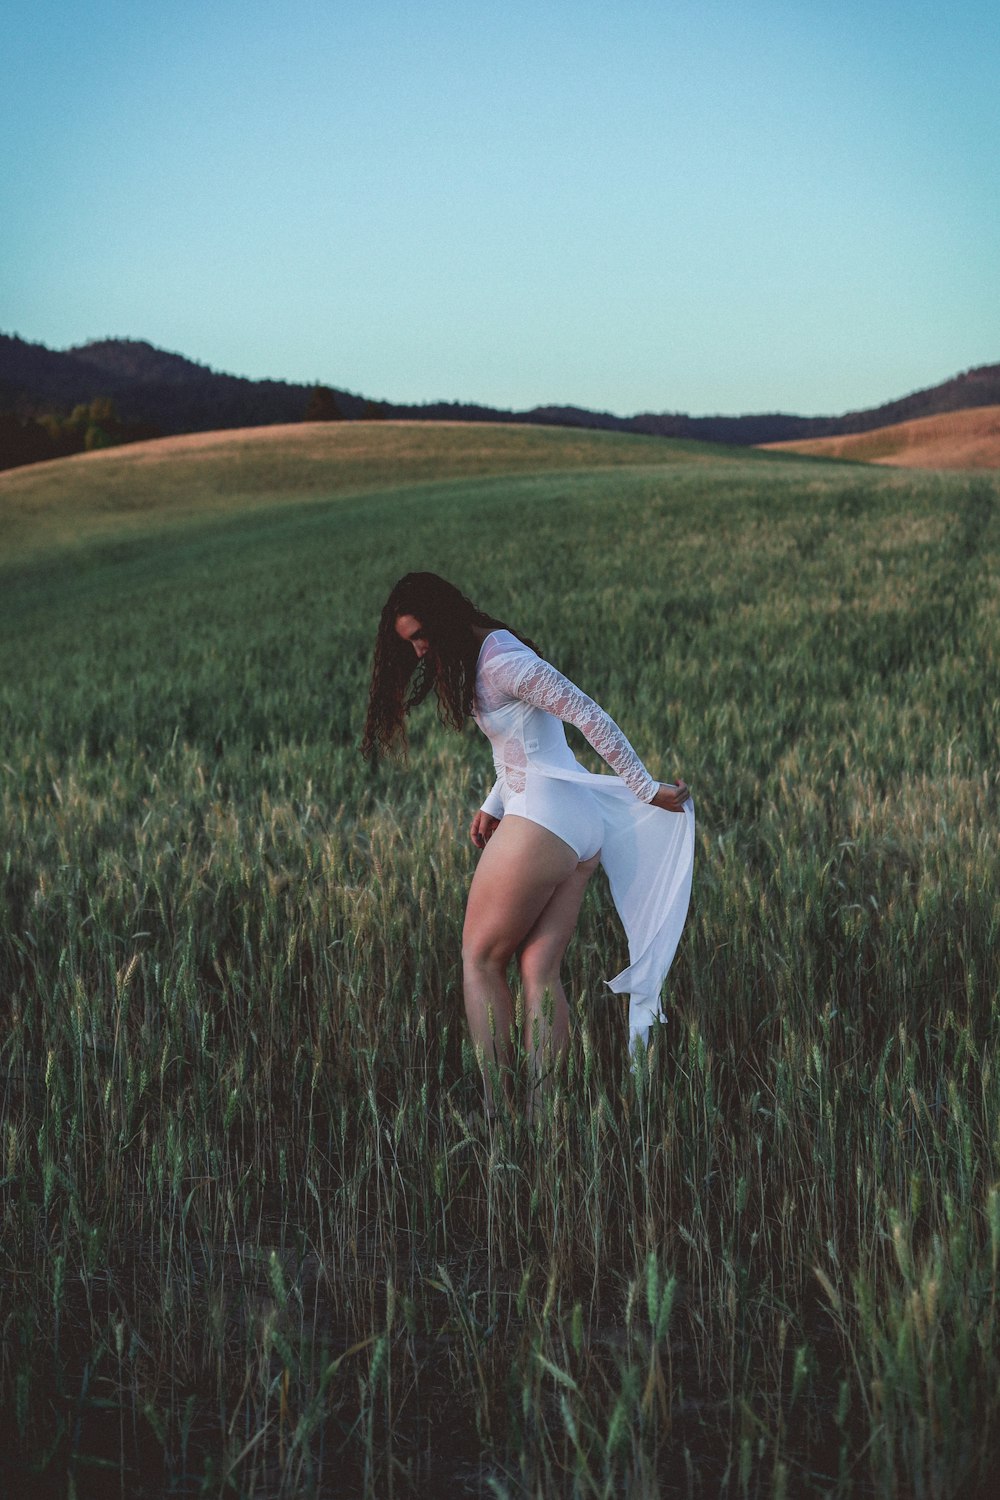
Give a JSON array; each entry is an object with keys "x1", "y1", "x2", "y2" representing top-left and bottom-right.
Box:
[{"x1": 395, "y1": 613, "x2": 430, "y2": 659}]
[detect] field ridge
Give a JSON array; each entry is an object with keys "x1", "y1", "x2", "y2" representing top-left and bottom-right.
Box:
[
  {"x1": 761, "y1": 402, "x2": 1000, "y2": 469},
  {"x1": 0, "y1": 418, "x2": 783, "y2": 565}
]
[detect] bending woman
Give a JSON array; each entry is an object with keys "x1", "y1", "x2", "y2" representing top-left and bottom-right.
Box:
[{"x1": 361, "y1": 573, "x2": 694, "y2": 1108}]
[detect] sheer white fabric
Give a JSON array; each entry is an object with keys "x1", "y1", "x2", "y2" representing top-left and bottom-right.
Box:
[
  {"x1": 476, "y1": 636, "x2": 658, "y2": 804},
  {"x1": 472, "y1": 630, "x2": 695, "y2": 1050}
]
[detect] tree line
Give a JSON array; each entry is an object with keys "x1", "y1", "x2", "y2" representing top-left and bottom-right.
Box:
[
  {"x1": 0, "y1": 398, "x2": 162, "y2": 472},
  {"x1": 0, "y1": 388, "x2": 396, "y2": 473}
]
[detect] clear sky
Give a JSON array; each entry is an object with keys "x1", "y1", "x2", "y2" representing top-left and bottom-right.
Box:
[{"x1": 3, "y1": 0, "x2": 997, "y2": 416}]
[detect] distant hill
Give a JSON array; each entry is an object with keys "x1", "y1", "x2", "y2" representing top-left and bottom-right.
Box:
[
  {"x1": 3, "y1": 331, "x2": 999, "y2": 471},
  {"x1": 761, "y1": 404, "x2": 1000, "y2": 469},
  {"x1": 0, "y1": 419, "x2": 761, "y2": 565},
  {"x1": 0, "y1": 334, "x2": 367, "y2": 433}
]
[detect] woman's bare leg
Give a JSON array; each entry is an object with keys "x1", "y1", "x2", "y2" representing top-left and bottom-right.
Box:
[
  {"x1": 518, "y1": 853, "x2": 600, "y2": 1114},
  {"x1": 462, "y1": 816, "x2": 580, "y2": 1112}
]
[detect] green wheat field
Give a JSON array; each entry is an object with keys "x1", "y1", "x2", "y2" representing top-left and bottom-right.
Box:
[{"x1": 1, "y1": 423, "x2": 997, "y2": 1498}]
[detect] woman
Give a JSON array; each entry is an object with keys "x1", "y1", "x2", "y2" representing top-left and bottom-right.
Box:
[{"x1": 361, "y1": 572, "x2": 694, "y2": 1110}]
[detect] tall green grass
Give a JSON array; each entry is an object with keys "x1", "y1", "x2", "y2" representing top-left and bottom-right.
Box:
[{"x1": 1, "y1": 436, "x2": 997, "y2": 1496}]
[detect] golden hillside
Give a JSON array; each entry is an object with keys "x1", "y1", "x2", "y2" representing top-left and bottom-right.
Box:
[{"x1": 760, "y1": 405, "x2": 1000, "y2": 469}]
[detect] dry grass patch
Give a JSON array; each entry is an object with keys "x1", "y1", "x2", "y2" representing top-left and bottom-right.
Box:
[{"x1": 761, "y1": 405, "x2": 1000, "y2": 469}]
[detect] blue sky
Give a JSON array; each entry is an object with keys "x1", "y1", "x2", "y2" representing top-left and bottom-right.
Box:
[{"x1": 3, "y1": 0, "x2": 997, "y2": 416}]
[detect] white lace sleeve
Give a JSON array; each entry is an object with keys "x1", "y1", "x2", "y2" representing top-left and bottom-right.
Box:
[{"x1": 494, "y1": 650, "x2": 658, "y2": 801}]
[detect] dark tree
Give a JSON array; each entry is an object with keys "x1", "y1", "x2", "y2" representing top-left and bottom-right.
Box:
[
  {"x1": 0, "y1": 412, "x2": 57, "y2": 470},
  {"x1": 303, "y1": 385, "x2": 343, "y2": 422}
]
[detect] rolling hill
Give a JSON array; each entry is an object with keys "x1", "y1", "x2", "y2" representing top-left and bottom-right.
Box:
[
  {"x1": 760, "y1": 404, "x2": 1000, "y2": 469},
  {"x1": 0, "y1": 418, "x2": 770, "y2": 565}
]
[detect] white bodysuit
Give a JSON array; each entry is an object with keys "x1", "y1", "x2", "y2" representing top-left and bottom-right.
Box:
[{"x1": 473, "y1": 630, "x2": 695, "y2": 1050}]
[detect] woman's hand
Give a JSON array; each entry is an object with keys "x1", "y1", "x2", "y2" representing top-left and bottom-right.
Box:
[
  {"x1": 470, "y1": 811, "x2": 501, "y2": 849},
  {"x1": 651, "y1": 780, "x2": 691, "y2": 813}
]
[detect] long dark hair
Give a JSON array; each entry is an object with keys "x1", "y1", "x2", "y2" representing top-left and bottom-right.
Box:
[{"x1": 361, "y1": 572, "x2": 537, "y2": 760}]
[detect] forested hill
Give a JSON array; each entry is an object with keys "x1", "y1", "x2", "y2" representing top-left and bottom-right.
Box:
[
  {"x1": 630, "y1": 363, "x2": 1000, "y2": 443},
  {"x1": 0, "y1": 335, "x2": 363, "y2": 433},
  {"x1": 2, "y1": 331, "x2": 999, "y2": 471}
]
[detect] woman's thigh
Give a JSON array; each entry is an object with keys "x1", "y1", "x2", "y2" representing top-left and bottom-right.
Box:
[
  {"x1": 518, "y1": 852, "x2": 600, "y2": 985},
  {"x1": 463, "y1": 815, "x2": 581, "y2": 967}
]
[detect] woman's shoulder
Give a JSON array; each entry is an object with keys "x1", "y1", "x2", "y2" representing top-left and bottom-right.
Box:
[
  {"x1": 478, "y1": 627, "x2": 529, "y2": 658},
  {"x1": 476, "y1": 629, "x2": 537, "y2": 690}
]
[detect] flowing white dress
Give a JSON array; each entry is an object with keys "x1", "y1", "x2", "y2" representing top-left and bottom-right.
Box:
[{"x1": 473, "y1": 630, "x2": 695, "y2": 1050}]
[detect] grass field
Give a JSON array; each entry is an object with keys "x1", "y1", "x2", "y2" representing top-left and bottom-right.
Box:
[
  {"x1": 1, "y1": 422, "x2": 998, "y2": 1497},
  {"x1": 0, "y1": 419, "x2": 768, "y2": 565}
]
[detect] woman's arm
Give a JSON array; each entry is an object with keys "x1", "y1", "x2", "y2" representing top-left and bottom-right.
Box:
[
  {"x1": 470, "y1": 779, "x2": 504, "y2": 847},
  {"x1": 480, "y1": 641, "x2": 691, "y2": 809},
  {"x1": 480, "y1": 779, "x2": 504, "y2": 818},
  {"x1": 469, "y1": 809, "x2": 501, "y2": 848},
  {"x1": 511, "y1": 655, "x2": 661, "y2": 800}
]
